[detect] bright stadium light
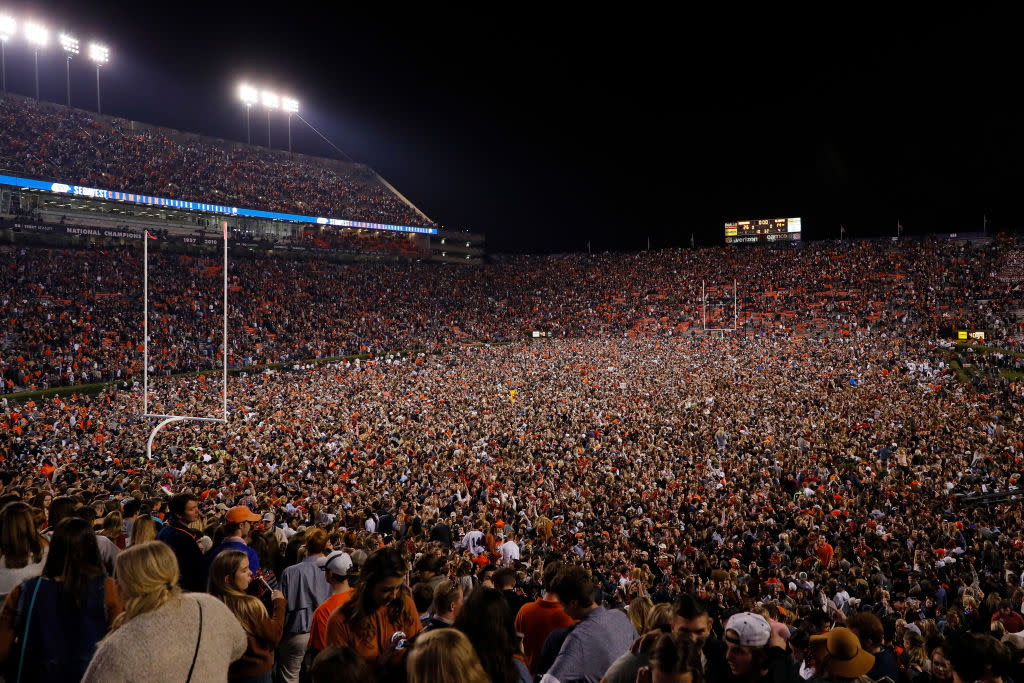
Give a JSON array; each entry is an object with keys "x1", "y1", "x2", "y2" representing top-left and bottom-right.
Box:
[
  {"x1": 88, "y1": 43, "x2": 109, "y2": 113},
  {"x1": 88, "y1": 41, "x2": 108, "y2": 64},
  {"x1": 239, "y1": 83, "x2": 258, "y2": 105},
  {"x1": 262, "y1": 90, "x2": 278, "y2": 147},
  {"x1": 0, "y1": 15, "x2": 15, "y2": 93},
  {"x1": 238, "y1": 83, "x2": 258, "y2": 144},
  {"x1": 24, "y1": 21, "x2": 46, "y2": 46},
  {"x1": 282, "y1": 97, "x2": 298, "y2": 153},
  {"x1": 24, "y1": 22, "x2": 47, "y2": 100},
  {"x1": 59, "y1": 32, "x2": 78, "y2": 54},
  {"x1": 60, "y1": 33, "x2": 79, "y2": 106}
]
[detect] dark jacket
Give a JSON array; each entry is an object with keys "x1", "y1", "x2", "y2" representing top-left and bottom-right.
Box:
[{"x1": 157, "y1": 518, "x2": 205, "y2": 592}]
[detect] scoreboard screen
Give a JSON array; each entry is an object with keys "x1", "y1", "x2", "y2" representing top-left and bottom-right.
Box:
[{"x1": 724, "y1": 217, "x2": 802, "y2": 244}]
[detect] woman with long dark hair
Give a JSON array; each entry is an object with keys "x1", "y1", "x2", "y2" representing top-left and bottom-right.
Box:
[
  {"x1": 0, "y1": 501, "x2": 48, "y2": 595},
  {"x1": 324, "y1": 547, "x2": 421, "y2": 674},
  {"x1": 0, "y1": 517, "x2": 122, "y2": 682},
  {"x1": 454, "y1": 587, "x2": 530, "y2": 683}
]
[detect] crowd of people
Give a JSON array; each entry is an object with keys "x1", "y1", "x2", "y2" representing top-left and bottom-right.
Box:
[
  {"x1": 2, "y1": 325, "x2": 1024, "y2": 681},
  {"x1": 2, "y1": 235, "x2": 1022, "y2": 393},
  {"x1": 0, "y1": 94, "x2": 434, "y2": 229}
]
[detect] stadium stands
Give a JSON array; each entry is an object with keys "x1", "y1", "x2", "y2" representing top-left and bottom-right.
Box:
[
  {"x1": 0, "y1": 237, "x2": 1018, "y2": 392},
  {"x1": 0, "y1": 94, "x2": 435, "y2": 229}
]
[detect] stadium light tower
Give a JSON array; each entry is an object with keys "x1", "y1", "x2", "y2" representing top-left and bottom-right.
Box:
[
  {"x1": 238, "y1": 83, "x2": 258, "y2": 145},
  {"x1": 262, "y1": 89, "x2": 279, "y2": 147},
  {"x1": 59, "y1": 33, "x2": 79, "y2": 106},
  {"x1": 0, "y1": 15, "x2": 15, "y2": 93},
  {"x1": 89, "y1": 42, "x2": 108, "y2": 113},
  {"x1": 282, "y1": 96, "x2": 298, "y2": 153},
  {"x1": 24, "y1": 22, "x2": 47, "y2": 100}
]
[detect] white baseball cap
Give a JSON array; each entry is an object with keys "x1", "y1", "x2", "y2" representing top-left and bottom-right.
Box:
[
  {"x1": 319, "y1": 551, "x2": 353, "y2": 577},
  {"x1": 725, "y1": 612, "x2": 771, "y2": 647}
]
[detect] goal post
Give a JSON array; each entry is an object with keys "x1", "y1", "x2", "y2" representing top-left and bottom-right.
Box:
[
  {"x1": 702, "y1": 279, "x2": 738, "y2": 333},
  {"x1": 142, "y1": 222, "x2": 229, "y2": 458}
]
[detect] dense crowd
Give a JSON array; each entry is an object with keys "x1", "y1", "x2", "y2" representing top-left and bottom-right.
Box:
[
  {"x1": 2, "y1": 327, "x2": 1024, "y2": 681},
  {"x1": 0, "y1": 94, "x2": 434, "y2": 229},
  {"x1": 2, "y1": 236, "x2": 1022, "y2": 393}
]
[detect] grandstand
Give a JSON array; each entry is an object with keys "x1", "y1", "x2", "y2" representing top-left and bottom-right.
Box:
[{"x1": 0, "y1": 93, "x2": 485, "y2": 263}]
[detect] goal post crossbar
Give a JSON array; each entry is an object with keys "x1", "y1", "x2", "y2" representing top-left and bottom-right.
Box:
[{"x1": 143, "y1": 225, "x2": 229, "y2": 458}]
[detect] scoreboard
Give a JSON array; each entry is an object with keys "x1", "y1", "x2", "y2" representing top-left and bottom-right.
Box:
[{"x1": 724, "y1": 217, "x2": 802, "y2": 244}]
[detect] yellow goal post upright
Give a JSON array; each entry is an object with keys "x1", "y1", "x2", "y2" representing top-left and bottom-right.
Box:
[
  {"x1": 142, "y1": 222, "x2": 228, "y2": 459},
  {"x1": 702, "y1": 279, "x2": 738, "y2": 338}
]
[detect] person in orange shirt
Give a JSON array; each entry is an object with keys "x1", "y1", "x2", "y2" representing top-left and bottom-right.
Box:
[
  {"x1": 307, "y1": 551, "x2": 355, "y2": 655},
  {"x1": 815, "y1": 538, "x2": 834, "y2": 568},
  {"x1": 514, "y1": 561, "x2": 574, "y2": 677},
  {"x1": 324, "y1": 548, "x2": 420, "y2": 676}
]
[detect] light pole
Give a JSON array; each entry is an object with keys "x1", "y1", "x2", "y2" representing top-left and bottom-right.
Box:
[
  {"x1": 59, "y1": 33, "x2": 78, "y2": 106},
  {"x1": 282, "y1": 97, "x2": 298, "y2": 153},
  {"x1": 262, "y1": 90, "x2": 279, "y2": 147},
  {"x1": 238, "y1": 83, "x2": 258, "y2": 144},
  {"x1": 88, "y1": 42, "x2": 108, "y2": 113},
  {"x1": 0, "y1": 16, "x2": 14, "y2": 93},
  {"x1": 24, "y1": 22, "x2": 47, "y2": 100}
]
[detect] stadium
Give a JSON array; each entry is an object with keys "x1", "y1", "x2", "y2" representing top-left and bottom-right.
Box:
[{"x1": 1, "y1": 7, "x2": 1023, "y2": 683}]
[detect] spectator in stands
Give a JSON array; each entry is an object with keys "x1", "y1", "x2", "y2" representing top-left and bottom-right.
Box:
[
  {"x1": 847, "y1": 611, "x2": 900, "y2": 681},
  {"x1": 541, "y1": 565, "x2": 637, "y2": 683},
  {"x1": 306, "y1": 550, "x2": 354, "y2": 664},
  {"x1": 636, "y1": 632, "x2": 705, "y2": 683},
  {"x1": 422, "y1": 579, "x2": 462, "y2": 631},
  {"x1": 82, "y1": 541, "x2": 246, "y2": 681},
  {"x1": 406, "y1": 628, "x2": 489, "y2": 683},
  {"x1": 277, "y1": 527, "x2": 331, "y2": 683},
  {"x1": 0, "y1": 517, "x2": 121, "y2": 682},
  {"x1": 807, "y1": 627, "x2": 874, "y2": 681},
  {"x1": 324, "y1": 547, "x2": 420, "y2": 675},
  {"x1": 945, "y1": 633, "x2": 1012, "y2": 683},
  {"x1": 157, "y1": 492, "x2": 206, "y2": 592},
  {"x1": 515, "y1": 560, "x2": 574, "y2": 677},
  {"x1": 308, "y1": 646, "x2": 374, "y2": 683},
  {"x1": 0, "y1": 501, "x2": 48, "y2": 594},
  {"x1": 208, "y1": 549, "x2": 286, "y2": 682},
  {"x1": 722, "y1": 612, "x2": 794, "y2": 683},
  {"x1": 453, "y1": 586, "x2": 530, "y2": 683}
]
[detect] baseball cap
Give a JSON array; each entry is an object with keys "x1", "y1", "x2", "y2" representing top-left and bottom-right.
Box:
[
  {"x1": 319, "y1": 551, "x2": 353, "y2": 577},
  {"x1": 809, "y1": 627, "x2": 874, "y2": 678},
  {"x1": 225, "y1": 505, "x2": 261, "y2": 523},
  {"x1": 262, "y1": 512, "x2": 275, "y2": 523},
  {"x1": 724, "y1": 612, "x2": 771, "y2": 647}
]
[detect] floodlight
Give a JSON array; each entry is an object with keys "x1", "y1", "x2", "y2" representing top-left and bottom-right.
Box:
[
  {"x1": 282, "y1": 97, "x2": 299, "y2": 113},
  {"x1": 262, "y1": 90, "x2": 279, "y2": 109},
  {"x1": 88, "y1": 42, "x2": 109, "y2": 64},
  {"x1": 59, "y1": 33, "x2": 78, "y2": 55},
  {"x1": 0, "y1": 15, "x2": 15, "y2": 41},
  {"x1": 24, "y1": 22, "x2": 47, "y2": 47},
  {"x1": 238, "y1": 83, "x2": 258, "y2": 106}
]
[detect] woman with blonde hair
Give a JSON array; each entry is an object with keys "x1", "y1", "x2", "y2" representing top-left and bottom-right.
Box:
[
  {"x1": 208, "y1": 549, "x2": 286, "y2": 683},
  {"x1": 627, "y1": 596, "x2": 654, "y2": 634},
  {"x1": 406, "y1": 628, "x2": 488, "y2": 683},
  {"x1": 128, "y1": 515, "x2": 159, "y2": 547},
  {"x1": 82, "y1": 541, "x2": 246, "y2": 682}
]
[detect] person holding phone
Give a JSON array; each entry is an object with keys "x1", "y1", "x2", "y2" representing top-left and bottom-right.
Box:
[
  {"x1": 324, "y1": 547, "x2": 421, "y2": 677},
  {"x1": 208, "y1": 549, "x2": 287, "y2": 683}
]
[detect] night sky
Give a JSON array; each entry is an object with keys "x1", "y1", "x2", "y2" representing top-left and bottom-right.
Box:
[{"x1": 2, "y1": 4, "x2": 1021, "y2": 253}]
